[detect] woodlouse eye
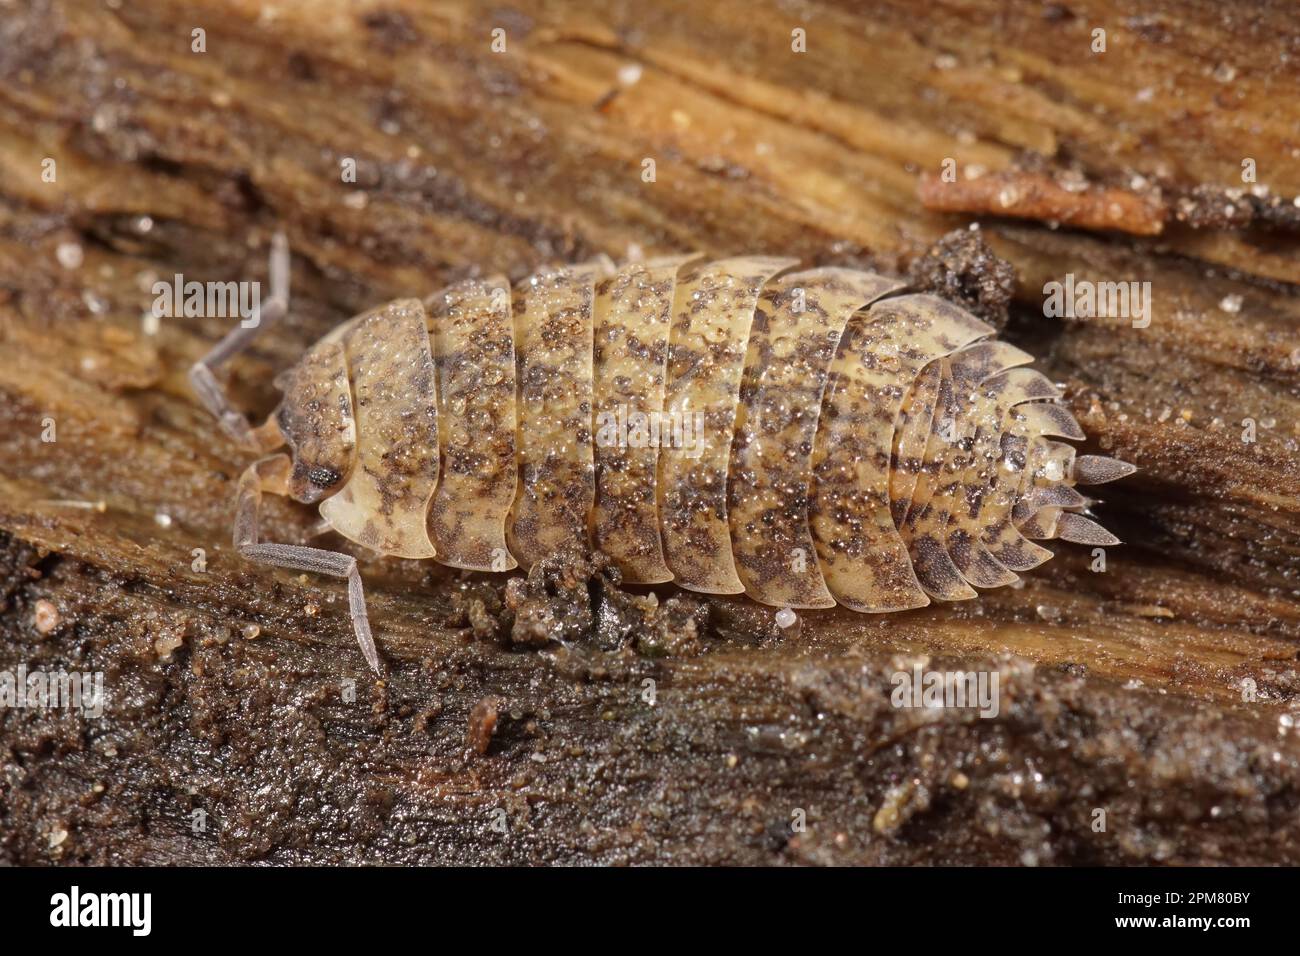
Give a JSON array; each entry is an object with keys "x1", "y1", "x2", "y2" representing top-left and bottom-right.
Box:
[{"x1": 308, "y1": 466, "x2": 341, "y2": 488}]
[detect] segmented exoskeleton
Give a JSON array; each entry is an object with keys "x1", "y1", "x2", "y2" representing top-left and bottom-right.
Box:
[{"x1": 191, "y1": 238, "x2": 1134, "y2": 673}]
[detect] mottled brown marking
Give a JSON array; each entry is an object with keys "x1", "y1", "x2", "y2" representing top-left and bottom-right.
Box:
[
  {"x1": 940, "y1": 346, "x2": 1033, "y2": 589},
  {"x1": 426, "y1": 276, "x2": 518, "y2": 571},
  {"x1": 728, "y1": 268, "x2": 905, "y2": 608},
  {"x1": 592, "y1": 255, "x2": 700, "y2": 584},
  {"x1": 507, "y1": 265, "x2": 600, "y2": 569},
  {"x1": 659, "y1": 256, "x2": 796, "y2": 593},
  {"x1": 810, "y1": 292, "x2": 991, "y2": 612}
]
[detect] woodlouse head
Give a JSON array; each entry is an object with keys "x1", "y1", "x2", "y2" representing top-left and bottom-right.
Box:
[{"x1": 272, "y1": 339, "x2": 358, "y2": 505}]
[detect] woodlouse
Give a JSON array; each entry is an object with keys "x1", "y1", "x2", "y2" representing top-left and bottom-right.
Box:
[{"x1": 191, "y1": 237, "x2": 1134, "y2": 673}]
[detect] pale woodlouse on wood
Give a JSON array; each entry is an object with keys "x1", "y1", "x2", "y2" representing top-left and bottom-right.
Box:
[{"x1": 190, "y1": 237, "x2": 1134, "y2": 674}]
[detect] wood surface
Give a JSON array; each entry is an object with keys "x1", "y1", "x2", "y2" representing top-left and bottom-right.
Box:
[{"x1": 0, "y1": 0, "x2": 1298, "y2": 864}]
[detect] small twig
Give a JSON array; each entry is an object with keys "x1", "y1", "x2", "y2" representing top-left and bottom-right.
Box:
[{"x1": 919, "y1": 169, "x2": 1168, "y2": 236}]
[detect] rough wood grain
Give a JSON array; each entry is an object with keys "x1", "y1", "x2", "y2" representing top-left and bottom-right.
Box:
[{"x1": 1, "y1": 0, "x2": 1298, "y2": 865}]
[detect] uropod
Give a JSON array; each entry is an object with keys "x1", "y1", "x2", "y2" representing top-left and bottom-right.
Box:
[{"x1": 191, "y1": 238, "x2": 1134, "y2": 674}]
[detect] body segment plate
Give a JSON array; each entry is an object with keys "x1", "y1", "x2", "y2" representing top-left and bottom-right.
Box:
[
  {"x1": 658, "y1": 256, "x2": 796, "y2": 593},
  {"x1": 810, "y1": 293, "x2": 992, "y2": 611},
  {"x1": 592, "y1": 256, "x2": 700, "y2": 583},
  {"x1": 319, "y1": 299, "x2": 440, "y2": 559},
  {"x1": 508, "y1": 266, "x2": 600, "y2": 569},
  {"x1": 728, "y1": 268, "x2": 905, "y2": 608},
  {"x1": 426, "y1": 276, "x2": 518, "y2": 571}
]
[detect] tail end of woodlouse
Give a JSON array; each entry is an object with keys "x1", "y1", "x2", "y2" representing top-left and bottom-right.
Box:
[
  {"x1": 1054, "y1": 511, "x2": 1122, "y2": 547},
  {"x1": 1003, "y1": 410, "x2": 1134, "y2": 562},
  {"x1": 1072, "y1": 455, "x2": 1138, "y2": 485},
  {"x1": 1059, "y1": 455, "x2": 1135, "y2": 548}
]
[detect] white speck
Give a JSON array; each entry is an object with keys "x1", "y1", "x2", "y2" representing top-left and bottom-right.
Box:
[
  {"x1": 135, "y1": 215, "x2": 154, "y2": 234},
  {"x1": 1218, "y1": 294, "x2": 1243, "y2": 313},
  {"x1": 56, "y1": 242, "x2": 84, "y2": 270},
  {"x1": 775, "y1": 608, "x2": 797, "y2": 628},
  {"x1": 343, "y1": 192, "x2": 369, "y2": 210},
  {"x1": 81, "y1": 289, "x2": 107, "y2": 314},
  {"x1": 933, "y1": 54, "x2": 958, "y2": 70},
  {"x1": 34, "y1": 598, "x2": 61, "y2": 634},
  {"x1": 1212, "y1": 62, "x2": 1237, "y2": 83},
  {"x1": 154, "y1": 512, "x2": 173, "y2": 528},
  {"x1": 1135, "y1": 87, "x2": 1154, "y2": 103},
  {"x1": 141, "y1": 311, "x2": 160, "y2": 336},
  {"x1": 48, "y1": 828, "x2": 68, "y2": 848},
  {"x1": 91, "y1": 104, "x2": 117, "y2": 133},
  {"x1": 617, "y1": 63, "x2": 643, "y2": 87}
]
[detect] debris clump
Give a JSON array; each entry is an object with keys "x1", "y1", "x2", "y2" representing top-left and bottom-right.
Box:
[
  {"x1": 495, "y1": 546, "x2": 714, "y2": 656},
  {"x1": 908, "y1": 227, "x2": 1017, "y2": 332},
  {"x1": 467, "y1": 695, "x2": 503, "y2": 755}
]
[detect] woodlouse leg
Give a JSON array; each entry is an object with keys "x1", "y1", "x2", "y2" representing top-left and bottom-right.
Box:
[
  {"x1": 234, "y1": 454, "x2": 382, "y2": 675},
  {"x1": 189, "y1": 231, "x2": 291, "y2": 449}
]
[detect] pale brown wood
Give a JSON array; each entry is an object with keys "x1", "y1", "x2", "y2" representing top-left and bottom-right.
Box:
[{"x1": 0, "y1": 0, "x2": 1297, "y2": 865}]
